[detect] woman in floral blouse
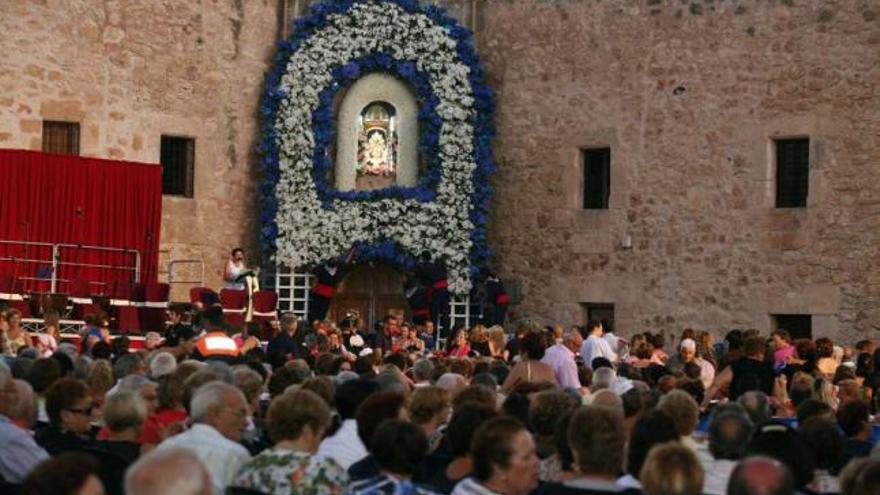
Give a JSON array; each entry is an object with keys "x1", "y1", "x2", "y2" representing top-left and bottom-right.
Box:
[{"x1": 233, "y1": 389, "x2": 347, "y2": 494}]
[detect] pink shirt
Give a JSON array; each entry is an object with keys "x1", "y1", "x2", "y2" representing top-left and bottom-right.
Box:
[
  {"x1": 541, "y1": 343, "x2": 581, "y2": 389},
  {"x1": 774, "y1": 345, "x2": 797, "y2": 366}
]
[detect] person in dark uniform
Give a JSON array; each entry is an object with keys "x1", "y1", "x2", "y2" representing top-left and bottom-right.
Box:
[
  {"x1": 702, "y1": 335, "x2": 775, "y2": 408},
  {"x1": 403, "y1": 277, "x2": 430, "y2": 325},
  {"x1": 307, "y1": 250, "x2": 355, "y2": 324},
  {"x1": 483, "y1": 271, "x2": 509, "y2": 327},
  {"x1": 416, "y1": 252, "x2": 450, "y2": 346}
]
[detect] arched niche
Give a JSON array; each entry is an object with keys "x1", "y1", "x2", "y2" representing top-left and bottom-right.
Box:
[{"x1": 335, "y1": 73, "x2": 419, "y2": 191}]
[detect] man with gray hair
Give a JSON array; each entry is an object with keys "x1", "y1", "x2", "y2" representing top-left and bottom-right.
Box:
[
  {"x1": 9, "y1": 379, "x2": 38, "y2": 428},
  {"x1": 541, "y1": 326, "x2": 583, "y2": 389},
  {"x1": 703, "y1": 405, "x2": 754, "y2": 495},
  {"x1": 115, "y1": 374, "x2": 159, "y2": 415},
  {"x1": 125, "y1": 446, "x2": 212, "y2": 495},
  {"x1": 591, "y1": 366, "x2": 617, "y2": 392},
  {"x1": 738, "y1": 390, "x2": 772, "y2": 427},
  {"x1": 411, "y1": 358, "x2": 434, "y2": 387},
  {"x1": 149, "y1": 351, "x2": 177, "y2": 379},
  {"x1": 0, "y1": 362, "x2": 49, "y2": 483},
  {"x1": 156, "y1": 381, "x2": 251, "y2": 494}
]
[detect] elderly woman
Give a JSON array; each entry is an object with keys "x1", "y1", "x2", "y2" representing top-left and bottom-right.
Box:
[
  {"x1": 451, "y1": 416, "x2": 540, "y2": 495},
  {"x1": 233, "y1": 389, "x2": 347, "y2": 493}
]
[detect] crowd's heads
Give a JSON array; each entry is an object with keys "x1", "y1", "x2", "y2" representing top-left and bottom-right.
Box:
[
  {"x1": 334, "y1": 378, "x2": 379, "y2": 420},
  {"x1": 798, "y1": 417, "x2": 843, "y2": 472},
  {"x1": 28, "y1": 357, "x2": 62, "y2": 394},
  {"x1": 840, "y1": 458, "x2": 880, "y2": 495},
  {"x1": 746, "y1": 423, "x2": 814, "y2": 489},
  {"x1": 837, "y1": 399, "x2": 871, "y2": 439},
  {"x1": 707, "y1": 407, "x2": 753, "y2": 461},
  {"x1": 737, "y1": 391, "x2": 771, "y2": 427},
  {"x1": 795, "y1": 398, "x2": 834, "y2": 425},
  {"x1": 447, "y1": 402, "x2": 498, "y2": 457},
  {"x1": 21, "y1": 453, "x2": 104, "y2": 495},
  {"x1": 626, "y1": 409, "x2": 679, "y2": 479},
  {"x1": 568, "y1": 405, "x2": 625, "y2": 477},
  {"x1": 190, "y1": 381, "x2": 248, "y2": 442},
  {"x1": 355, "y1": 392, "x2": 407, "y2": 449},
  {"x1": 409, "y1": 386, "x2": 451, "y2": 426},
  {"x1": 727, "y1": 456, "x2": 794, "y2": 495},
  {"x1": 640, "y1": 443, "x2": 704, "y2": 495},
  {"x1": 657, "y1": 389, "x2": 699, "y2": 437},
  {"x1": 371, "y1": 419, "x2": 429, "y2": 477},
  {"x1": 149, "y1": 352, "x2": 177, "y2": 378},
  {"x1": 520, "y1": 331, "x2": 547, "y2": 360},
  {"x1": 102, "y1": 390, "x2": 147, "y2": 435},
  {"x1": 591, "y1": 366, "x2": 616, "y2": 391},
  {"x1": 45, "y1": 377, "x2": 93, "y2": 433},
  {"x1": 125, "y1": 447, "x2": 211, "y2": 495},
  {"x1": 266, "y1": 389, "x2": 331, "y2": 450},
  {"x1": 470, "y1": 416, "x2": 539, "y2": 494}
]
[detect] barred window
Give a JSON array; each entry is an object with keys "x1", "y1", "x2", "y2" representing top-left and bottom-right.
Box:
[
  {"x1": 160, "y1": 135, "x2": 195, "y2": 197},
  {"x1": 42, "y1": 121, "x2": 80, "y2": 156}
]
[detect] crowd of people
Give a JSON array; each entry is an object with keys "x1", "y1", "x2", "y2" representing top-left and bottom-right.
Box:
[{"x1": 1, "y1": 304, "x2": 880, "y2": 495}]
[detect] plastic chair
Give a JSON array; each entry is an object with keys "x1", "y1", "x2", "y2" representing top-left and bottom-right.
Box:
[
  {"x1": 220, "y1": 289, "x2": 246, "y2": 328},
  {"x1": 251, "y1": 290, "x2": 278, "y2": 321}
]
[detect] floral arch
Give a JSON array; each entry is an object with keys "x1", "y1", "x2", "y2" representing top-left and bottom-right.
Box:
[{"x1": 259, "y1": 0, "x2": 496, "y2": 293}]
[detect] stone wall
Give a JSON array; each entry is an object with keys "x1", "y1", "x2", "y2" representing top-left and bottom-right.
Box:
[
  {"x1": 478, "y1": 0, "x2": 880, "y2": 341},
  {"x1": 0, "y1": 0, "x2": 281, "y2": 299},
  {"x1": 1, "y1": 0, "x2": 878, "y2": 341}
]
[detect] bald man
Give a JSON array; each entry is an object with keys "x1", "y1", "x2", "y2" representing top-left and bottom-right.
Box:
[
  {"x1": 727, "y1": 456, "x2": 794, "y2": 495},
  {"x1": 126, "y1": 447, "x2": 211, "y2": 495}
]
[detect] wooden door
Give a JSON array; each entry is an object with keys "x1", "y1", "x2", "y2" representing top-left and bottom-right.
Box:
[{"x1": 328, "y1": 263, "x2": 408, "y2": 329}]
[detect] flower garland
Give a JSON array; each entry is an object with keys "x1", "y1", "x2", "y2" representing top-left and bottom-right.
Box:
[{"x1": 260, "y1": 0, "x2": 495, "y2": 293}]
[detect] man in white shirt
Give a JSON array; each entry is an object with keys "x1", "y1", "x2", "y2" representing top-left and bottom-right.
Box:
[
  {"x1": 315, "y1": 378, "x2": 376, "y2": 469},
  {"x1": 579, "y1": 320, "x2": 618, "y2": 368},
  {"x1": 157, "y1": 382, "x2": 251, "y2": 495},
  {"x1": 541, "y1": 327, "x2": 583, "y2": 389},
  {"x1": 0, "y1": 365, "x2": 48, "y2": 483}
]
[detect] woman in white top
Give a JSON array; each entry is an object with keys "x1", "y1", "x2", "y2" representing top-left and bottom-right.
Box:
[{"x1": 224, "y1": 248, "x2": 247, "y2": 290}]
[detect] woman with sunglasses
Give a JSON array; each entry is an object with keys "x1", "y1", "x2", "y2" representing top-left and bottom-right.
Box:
[{"x1": 35, "y1": 378, "x2": 96, "y2": 455}]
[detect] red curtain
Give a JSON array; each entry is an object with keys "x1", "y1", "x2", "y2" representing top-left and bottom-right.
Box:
[{"x1": 0, "y1": 149, "x2": 162, "y2": 294}]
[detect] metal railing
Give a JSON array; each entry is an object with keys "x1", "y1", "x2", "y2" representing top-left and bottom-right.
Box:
[
  {"x1": 0, "y1": 240, "x2": 140, "y2": 293},
  {"x1": 168, "y1": 258, "x2": 205, "y2": 288}
]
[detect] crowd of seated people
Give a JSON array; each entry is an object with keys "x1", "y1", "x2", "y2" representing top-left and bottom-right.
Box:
[{"x1": 2, "y1": 304, "x2": 880, "y2": 495}]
